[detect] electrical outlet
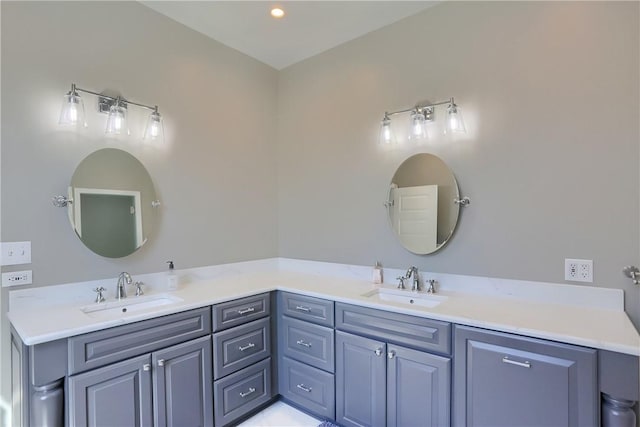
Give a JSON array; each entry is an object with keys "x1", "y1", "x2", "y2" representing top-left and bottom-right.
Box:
[
  {"x1": 2, "y1": 270, "x2": 32, "y2": 287},
  {"x1": 565, "y1": 259, "x2": 593, "y2": 283}
]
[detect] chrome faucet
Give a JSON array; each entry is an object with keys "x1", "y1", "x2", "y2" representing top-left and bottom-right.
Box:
[
  {"x1": 116, "y1": 272, "x2": 132, "y2": 300},
  {"x1": 405, "y1": 266, "x2": 420, "y2": 291}
]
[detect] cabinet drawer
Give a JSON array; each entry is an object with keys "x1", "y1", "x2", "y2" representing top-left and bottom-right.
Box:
[
  {"x1": 280, "y1": 356, "x2": 335, "y2": 420},
  {"x1": 280, "y1": 316, "x2": 334, "y2": 373},
  {"x1": 68, "y1": 307, "x2": 211, "y2": 374},
  {"x1": 213, "y1": 358, "x2": 272, "y2": 427},
  {"x1": 453, "y1": 325, "x2": 597, "y2": 427},
  {"x1": 213, "y1": 317, "x2": 271, "y2": 379},
  {"x1": 335, "y1": 303, "x2": 451, "y2": 355},
  {"x1": 279, "y1": 292, "x2": 334, "y2": 327},
  {"x1": 213, "y1": 293, "x2": 270, "y2": 332}
]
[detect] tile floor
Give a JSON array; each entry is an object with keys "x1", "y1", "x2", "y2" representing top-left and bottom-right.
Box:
[{"x1": 237, "y1": 401, "x2": 320, "y2": 427}]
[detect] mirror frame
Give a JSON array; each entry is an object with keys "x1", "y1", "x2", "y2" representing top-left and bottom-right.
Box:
[{"x1": 386, "y1": 153, "x2": 461, "y2": 255}]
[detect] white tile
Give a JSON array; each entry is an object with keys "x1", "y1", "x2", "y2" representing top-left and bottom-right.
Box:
[{"x1": 237, "y1": 401, "x2": 320, "y2": 427}]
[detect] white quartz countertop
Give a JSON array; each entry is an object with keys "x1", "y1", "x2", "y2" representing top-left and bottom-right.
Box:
[{"x1": 8, "y1": 266, "x2": 640, "y2": 356}]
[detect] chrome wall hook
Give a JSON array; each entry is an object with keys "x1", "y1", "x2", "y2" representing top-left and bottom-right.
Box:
[
  {"x1": 454, "y1": 197, "x2": 471, "y2": 206},
  {"x1": 52, "y1": 195, "x2": 72, "y2": 207},
  {"x1": 622, "y1": 266, "x2": 640, "y2": 285}
]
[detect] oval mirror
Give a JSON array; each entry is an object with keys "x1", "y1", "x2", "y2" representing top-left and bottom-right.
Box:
[
  {"x1": 387, "y1": 153, "x2": 460, "y2": 254},
  {"x1": 68, "y1": 148, "x2": 158, "y2": 258}
]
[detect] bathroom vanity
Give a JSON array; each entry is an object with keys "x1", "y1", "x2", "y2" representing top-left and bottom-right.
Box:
[{"x1": 8, "y1": 266, "x2": 640, "y2": 427}]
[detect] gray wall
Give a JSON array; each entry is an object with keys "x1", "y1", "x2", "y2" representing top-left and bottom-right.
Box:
[
  {"x1": 277, "y1": 1, "x2": 640, "y2": 328},
  {"x1": 0, "y1": 0, "x2": 278, "y2": 405}
]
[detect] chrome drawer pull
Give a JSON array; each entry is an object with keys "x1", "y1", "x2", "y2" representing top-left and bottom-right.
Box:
[
  {"x1": 237, "y1": 307, "x2": 255, "y2": 315},
  {"x1": 502, "y1": 356, "x2": 531, "y2": 368},
  {"x1": 142, "y1": 363, "x2": 151, "y2": 371},
  {"x1": 295, "y1": 305, "x2": 311, "y2": 312},
  {"x1": 239, "y1": 387, "x2": 256, "y2": 398},
  {"x1": 296, "y1": 384, "x2": 312, "y2": 393},
  {"x1": 239, "y1": 343, "x2": 256, "y2": 352},
  {"x1": 296, "y1": 339, "x2": 312, "y2": 348}
]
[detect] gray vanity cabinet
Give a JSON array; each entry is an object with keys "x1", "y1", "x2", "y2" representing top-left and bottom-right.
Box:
[
  {"x1": 277, "y1": 291, "x2": 336, "y2": 421},
  {"x1": 67, "y1": 354, "x2": 153, "y2": 426},
  {"x1": 212, "y1": 293, "x2": 274, "y2": 426},
  {"x1": 453, "y1": 325, "x2": 598, "y2": 427},
  {"x1": 68, "y1": 335, "x2": 213, "y2": 427},
  {"x1": 335, "y1": 303, "x2": 452, "y2": 427},
  {"x1": 335, "y1": 331, "x2": 451, "y2": 427}
]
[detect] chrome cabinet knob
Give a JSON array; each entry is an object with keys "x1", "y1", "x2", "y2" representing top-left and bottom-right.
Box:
[
  {"x1": 375, "y1": 348, "x2": 383, "y2": 356},
  {"x1": 157, "y1": 359, "x2": 165, "y2": 367},
  {"x1": 387, "y1": 350, "x2": 396, "y2": 359}
]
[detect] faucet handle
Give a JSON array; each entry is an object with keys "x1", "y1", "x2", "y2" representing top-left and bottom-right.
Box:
[
  {"x1": 134, "y1": 281, "x2": 144, "y2": 296},
  {"x1": 426, "y1": 279, "x2": 436, "y2": 294},
  {"x1": 94, "y1": 287, "x2": 106, "y2": 303},
  {"x1": 396, "y1": 276, "x2": 406, "y2": 289}
]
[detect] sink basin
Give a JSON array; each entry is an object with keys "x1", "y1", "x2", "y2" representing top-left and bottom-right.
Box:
[
  {"x1": 361, "y1": 288, "x2": 448, "y2": 308},
  {"x1": 81, "y1": 294, "x2": 183, "y2": 319}
]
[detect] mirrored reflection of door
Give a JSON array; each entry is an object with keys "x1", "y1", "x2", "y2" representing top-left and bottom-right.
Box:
[
  {"x1": 391, "y1": 185, "x2": 438, "y2": 254},
  {"x1": 80, "y1": 194, "x2": 136, "y2": 258}
]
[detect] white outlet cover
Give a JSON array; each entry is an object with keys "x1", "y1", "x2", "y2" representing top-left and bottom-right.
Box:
[
  {"x1": 2, "y1": 270, "x2": 33, "y2": 287},
  {"x1": 565, "y1": 259, "x2": 593, "y2": 283}
]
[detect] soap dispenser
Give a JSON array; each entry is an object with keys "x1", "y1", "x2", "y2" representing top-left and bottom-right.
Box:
[{"x1": 166, "y1": 260, "x2": 178, "y2": 291}]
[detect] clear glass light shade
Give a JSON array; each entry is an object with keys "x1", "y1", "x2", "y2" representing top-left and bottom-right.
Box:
[
  {"x1": 105, "y1": 103, "x2": 127, "y2": 135},
  {"x1": 379, "y1": 116, "x2": 396, "y2": 145},
  {"x1": 408, "y1": 110, "x2": 427, "y2": 141},
  {"x1": 58, "y1": 93, "x2": 86, "y2": 127},
  {"x1": 144, "y1": 110, "x2": 164, "y2": 141},
  {"x1": 446, "y1": 103, "x2": 466, "y2": 134}
]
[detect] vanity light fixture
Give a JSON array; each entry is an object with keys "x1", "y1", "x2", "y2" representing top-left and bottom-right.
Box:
[
  {"x1": 59, "y1": 83, "x2": 164, "y2": 142},
  {"x1": 380, "y1": 97, "x2": 465, "y2": 144}
]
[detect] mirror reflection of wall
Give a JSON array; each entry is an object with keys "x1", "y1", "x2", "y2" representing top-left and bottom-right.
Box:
[
  {"x1": 388, "y1": 153, "x2": 460, "y2": 254},
  {"x1": 69, "y1": 148, "x2": 157, "y2": 258}
]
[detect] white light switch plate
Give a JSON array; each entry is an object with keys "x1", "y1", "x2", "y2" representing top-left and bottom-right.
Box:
[
  {"x1": 565, "y1": 259, "x2": 593, "y2": 282},
  {"x1": 2, "y1": 270, "x2": 32, "y2": 287},
  {"x1": 1, "y1": 241, "x2": 31, "y2": 266}
]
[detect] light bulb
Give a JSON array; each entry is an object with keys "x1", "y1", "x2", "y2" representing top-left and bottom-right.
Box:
[
  {"x1": 106, "y1": 101, "x2": 127, "y2": 135},
  {"x1": 144, "y1": 109, "x2": 164, "y2": 142},
  {"x1": 59, "y1": 88, "x2": 85, "y2": 127},
  {"x1": 446, "y1": 102, "x2": 466, "y2": 134},
  {"x1": 408, "y1": 109, "x2": 427, "y2": 141},
  {"x1": 379, "y1": 115, "x2": 396, "y2": 145}
]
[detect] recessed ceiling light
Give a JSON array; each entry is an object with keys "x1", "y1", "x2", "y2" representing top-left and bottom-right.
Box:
[{"x1": 270, "y1": 7, "x2": 285, "y2": 18}]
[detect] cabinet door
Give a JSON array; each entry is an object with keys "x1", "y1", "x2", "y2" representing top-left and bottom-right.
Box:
[
  {"x1": 336, "y1": 331, "x2": 386, "y2": 427},
  {"x1": 153, "y1": 335, "x2": 213, "y2": 427},
  {"x1": 68, "y1": 354, "x2": 153, "y2": 427},
  {"x1": 387, "y1": 345, "x2": 450, "y2": 427},
  {"x1": 454, "y1": 325, "x2": 597, "y2": 427}
]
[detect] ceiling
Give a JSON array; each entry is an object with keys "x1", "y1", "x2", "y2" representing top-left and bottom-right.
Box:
[{"x1": 140, "y1": 1, "x2": 439, "y2": 70}]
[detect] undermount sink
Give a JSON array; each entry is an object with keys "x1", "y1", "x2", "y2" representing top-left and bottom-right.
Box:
[
  {"x1": 361, "y1": 288, "x2": 448, "y2": 308},
  {"x1": 81, "y1": 294, "x2": 183, "y2": 319}
]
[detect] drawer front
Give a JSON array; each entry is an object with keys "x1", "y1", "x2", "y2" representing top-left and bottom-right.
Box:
[
  {"x1": 335, "y1": 303, "x2": 451, "y2": 355},
  {"x1": 213, "y1": 293, "x2": 270, "y2": 332},
  {"x1": 280, "y1": 356, "x2": 335, "y2": 420},
  {"x1": 68, "y1": 307, "x2": 211, "y2": 374},
  {"x1": 279, "y1": 292, "x2": 334, "y2": 327},
  {"x1": 214, "y1": 358, "x2": 272, "y2": 426},
  {"x1": 213, "y1": 317, "x2": 271, "y2": 379},
  {"x1": 280, "y1": 316, "x2": 335, "y2": 372}
]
